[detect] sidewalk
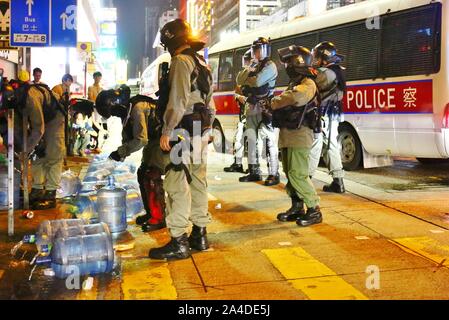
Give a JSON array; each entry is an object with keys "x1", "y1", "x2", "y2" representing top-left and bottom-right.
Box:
[{"x1": 0, "y1": 152, "x2": 449, "y2": 300}]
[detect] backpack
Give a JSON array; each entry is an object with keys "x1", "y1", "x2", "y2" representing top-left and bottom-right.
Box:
[
  {"x1": 319, "y1": 64, "x2": 346, "y2": 117},
  {"x1": 33, "y1": 84, "x2": 67, "y2": 123},
  {"x1": 181, "y1": 48, "x2": 213, "y2": 101},
  {"x1": 15, "y1": 83, "x2": 66, "y2": 123},
  {"x1": 126, "y1": 95, "x2": 161, "y2": 140},
  {"x1": 326, "y1": 64, "x2": 347, "y2": 94}
]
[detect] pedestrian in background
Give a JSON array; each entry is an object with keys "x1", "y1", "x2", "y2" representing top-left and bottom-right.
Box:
[
  {"x1": 89, "y1": 72, "x2": 108, "y2": 152},
  {"x1": 52, "y1": 74, "x2": 73, "y2": 106},
  {"x1": 32, "y1": 68, "x2": 43, "y2": 84},
  {"x1": 72, "y1": 112, "x2": 96, "y2": 157},
  {"x1": 88, "y1": 71, "x2": 103, "y2": 102}
]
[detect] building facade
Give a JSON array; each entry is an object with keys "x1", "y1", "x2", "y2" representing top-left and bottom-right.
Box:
[
  {"x1": 211, "y1": 0, "x2": 281, "y2": 44},
  {"x1": 211, "y1": 0, "x2": 366, "y2": 45},
  {"x1": 186, "y1": 0, "x2": 213, "y2": 43}
]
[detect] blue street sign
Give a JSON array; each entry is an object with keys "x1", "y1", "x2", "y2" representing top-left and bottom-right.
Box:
[
  {"x1": 51, "y1": 0, "x2": 77, "y2": 47},
  {"x1": 10, "y1": 0, "x2": 50, "y2": 47}
]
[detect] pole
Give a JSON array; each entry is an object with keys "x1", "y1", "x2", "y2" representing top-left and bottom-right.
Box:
[
  {"x1": 84, "y1": 61, "x2": 87, "y2": 98},
  {"x1": 22, "y1": 117, "x2": 29, "y2": 210},
  {"x1": 7, "y1": 103, "x2": 14, "y2": 236},
  {"x1": 65, "y1": 48, "x2": 70, "y2": 163}
]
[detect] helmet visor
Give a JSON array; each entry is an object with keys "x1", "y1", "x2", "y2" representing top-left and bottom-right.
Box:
[{"x1": 251, "y1": 43, "x2": 270, "y2": 61}]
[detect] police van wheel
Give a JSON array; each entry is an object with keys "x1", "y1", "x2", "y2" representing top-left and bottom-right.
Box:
[
  {"x1": 338, "y1": 124, "x2": 362, "y2": 171},
  {"x1": 212, "y1": 122, "x2": 226, "y2": 153}
]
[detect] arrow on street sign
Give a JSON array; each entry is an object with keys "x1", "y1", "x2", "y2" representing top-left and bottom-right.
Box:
[
  {"x1": 51, "y1": 0, "x2": 77, "y2": 47},
  {"x1": 10, "y1": 0, "x2": 50, "y2": 46},
  {"x1": 60, "y1": 12, "x2": 68, "y2": 30},
  {"x1": 26, "y1": 0, "x2": 33, "y2": 16}
]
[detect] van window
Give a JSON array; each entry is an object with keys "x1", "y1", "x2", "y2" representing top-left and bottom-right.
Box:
[
  {"x1": 208, "y1": 54, "x2": 219, "y2": 92},
  {"x1": 219, "y1": 51, "x2": 235, "y2": 92},
  {"x1": 381, "y1": 3, "x2": 441, "y2": 77},
  {"x1": 234, "y1": 47, "x2": 251, "y2": 75}
]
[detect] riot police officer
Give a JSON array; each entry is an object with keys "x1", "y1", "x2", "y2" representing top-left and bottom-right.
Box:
[
  {"x1": 271, "y1": 45, "x2": 322, "y2": 227},
  {"x1": 236, "y1": 37, "x2": 280, "y2": 186},
  {"x1": 223, "y1": 49, "x2": 252, "y2": 173},
  {"x1": 148, "y1": 19, "x2": 215, "y2": 260},
  {"x1": 95, "y1": 85, "x2": 167, "y2": 232},
  {"x1": 308, "y1": 42, "x2": 346, "y2": 193},
  {"x1": 26, "y1": 83, "x2": 67, "y2": 210}
]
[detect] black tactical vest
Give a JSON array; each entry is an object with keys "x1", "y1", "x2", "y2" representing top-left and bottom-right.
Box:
[
  {"x1": 242, "y1": 58, "x2": 275, "y2": 105},
  {"x1": 272, "y1": 78, "x2": 321, "y2": 131},
  {"x1": 320, "y1": 64, "x2": 346, "y2": 117},
  {"x1": 125, "y1": 96, "x2": 160, "y2": 141},
  {"x1": 177, "y1": 49, "x2": 214, "y2": 136}
]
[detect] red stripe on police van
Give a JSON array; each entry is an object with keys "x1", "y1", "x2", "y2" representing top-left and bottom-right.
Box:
[
  {"x1": 213, "y1": 94, "x2": 240, "y2": 115},
  {"x1": 212, "y1": 80, "x2": 434, "y2": 115},
  {"x1": 344, "y1": 80, "x2": 433, "y2": 114}
]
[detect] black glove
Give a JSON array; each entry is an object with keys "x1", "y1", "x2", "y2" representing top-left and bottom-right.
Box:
[{"x1": 109, "y1": 150, "x2": 123, "y2": 162}]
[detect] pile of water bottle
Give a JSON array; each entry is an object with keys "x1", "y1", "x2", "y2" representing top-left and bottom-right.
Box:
[
  {"x1": 10, "y1": 155, "x2": 148, "y2": 279},
  {"x1": 11, "y1": 219, "x2": 116, "y2": 279},
  {"x1": 63, "y1": 155, "x2": 145, "y2": 224}
]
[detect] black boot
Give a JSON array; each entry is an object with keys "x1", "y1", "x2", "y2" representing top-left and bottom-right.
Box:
[
  {"x1": 148, "y1": 233, "x2": 191, "y2": 260},
  {"x1": 323, "y1": 178, "x2": 346, "y2": 194},
  {"x1": 136, "y1": 213, "x2": 152, "y2": 225},
  {"x1": 141, "y1": 221, "x2": 166, "y2": 232},
  {"x1": 32, "y1": 190, "x2": 57, "y2": 210},
  {"x1": 29, "y1": 188, "x2": 45, "y2": 203},
  {"x1": 296, "y1": 206, "x2": 323, "y2": 227},
  {"x1": 224, "y1": 162, "x2": 245, "y2": 173},
  {"x1": 264, "y1": 174, "x2": 280, "y2": 186},
  {"x1": 189, "y1": 225, "x2": 209, "y2": 251},
  {"x1": 239, "y1": 164, "x2": 262, "y2": 182},
  {"x1": 277, "y1": 197, "x2": 305, "y2": 222}
]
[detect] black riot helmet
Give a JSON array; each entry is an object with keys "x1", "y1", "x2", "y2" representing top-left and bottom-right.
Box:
[
  {"x1": 118, "y1": 84, "x2": 131, "y2": 105},
  {"x1": 251, "y1": 37, "x2": 271, "y2": 61},
  {"x1": 95, "y1": 89, "x2": 129, "y2": 120},
  {"x1": 312, "y1": 41, "x2": 344, "y2": 66},
  {"x1": 160, "y1": 19, "x2": 205, "y2": 55},
  {"x1": 278, "y1": 45, "x2": 317, "y2": 79},
  {"x1": 95, "y1": 89, "x2": 119, "y2": 119}
]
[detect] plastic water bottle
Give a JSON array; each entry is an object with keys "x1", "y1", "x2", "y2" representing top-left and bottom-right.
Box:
[
  {"x1": 36, "y1": 232, "x2": 115, "y2": 279},
  {"x1": 57, "y1": 170, "x2": 81, "y2": 199},
  {"x1": 23, "y1": 219, "x2": 87, "y2": 253},
  {"x1": 72, "y1": 193, "x2": 98, "y2": 222},
  {"x1": 53, "y1": 222, "x2": 110, "y2": 239},
  {"x1": 97, "y1": 176, "x2": 127, "y2": 234},
  {"x1": 123, "y1": 186, "x2": 145, "y2": 220}
]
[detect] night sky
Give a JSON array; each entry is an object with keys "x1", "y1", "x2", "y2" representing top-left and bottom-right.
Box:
[{"x1": 113, "y1": 0, "x2": 170, "y2": 77}]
